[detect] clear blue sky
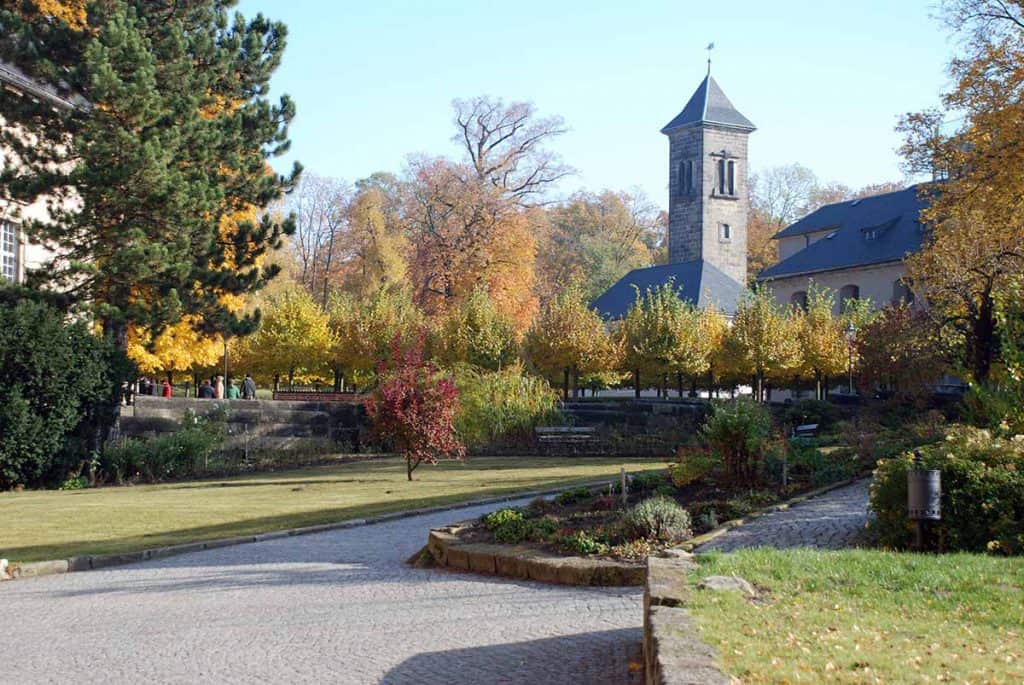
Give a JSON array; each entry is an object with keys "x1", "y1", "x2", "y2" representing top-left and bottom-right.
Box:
[{"x1": 238, "y1": 0, "x2": 954, "y2": 209}]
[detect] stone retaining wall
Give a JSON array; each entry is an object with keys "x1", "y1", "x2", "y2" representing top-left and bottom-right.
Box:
[
  {"x1": 644, "y1": 557, "x2": 729, "y2": 685},
  {"x1": 121, "y1": 396, "x2": 366, "y2": 452},
  {"x1": 426, "y1": 525, "x2": 645, "y2": 586}
]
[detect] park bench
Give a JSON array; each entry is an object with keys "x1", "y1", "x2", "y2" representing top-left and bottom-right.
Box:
[
  {"x1": 534, "y1": 426, "x2": 598, "y2": 455},
  {"x1": 793, "y1": 423, "x2": 819, "y2": 438}
]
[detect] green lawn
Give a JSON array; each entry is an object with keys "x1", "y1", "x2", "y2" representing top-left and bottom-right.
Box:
[
  {"x1": 689, "y1": 548, "x2": 1024, "y2": 684},
  {"x1": 1, "y1": 456, "x2": 667, "y2": 563}
]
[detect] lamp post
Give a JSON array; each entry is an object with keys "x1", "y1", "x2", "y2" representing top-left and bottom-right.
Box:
[{"x1": 845, "y1": 321, "x2": 857, "y2": 395}]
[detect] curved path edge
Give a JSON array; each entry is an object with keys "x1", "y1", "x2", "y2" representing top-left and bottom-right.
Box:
[{"x1": 3, "y1": 476, "x2": 632, "y2": 581}]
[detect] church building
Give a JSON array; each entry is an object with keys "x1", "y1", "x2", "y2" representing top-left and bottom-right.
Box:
[{"x1": 592, "y1": 73, "x2": 754, "y2": 318}]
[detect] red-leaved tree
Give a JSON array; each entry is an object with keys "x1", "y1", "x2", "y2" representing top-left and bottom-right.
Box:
[{"x1": 364, "y1": 339, "x2": 465, "y2": 480}]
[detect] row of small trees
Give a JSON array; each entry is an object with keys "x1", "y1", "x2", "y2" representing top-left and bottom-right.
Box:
[{"x1": 220, "y1": 278, "x2": 942, "y2": 402}]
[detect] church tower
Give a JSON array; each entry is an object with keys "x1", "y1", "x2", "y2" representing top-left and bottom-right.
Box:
[{"x1": 662, "y1": 74, "x2": 755, "y2": 285}]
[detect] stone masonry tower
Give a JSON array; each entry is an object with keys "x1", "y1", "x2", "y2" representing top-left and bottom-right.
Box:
[{"x1": 662, "y1": 74, "x2": 755, "y2": 285}]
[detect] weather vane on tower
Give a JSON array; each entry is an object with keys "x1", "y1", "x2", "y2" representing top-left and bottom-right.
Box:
[{"x1": 706, "y1": 42, "x2": 715, "y2": 75}]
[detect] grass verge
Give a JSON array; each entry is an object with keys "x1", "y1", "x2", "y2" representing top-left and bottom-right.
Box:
[
  {"x1": 0, "y1": 456, "x2": 666, "y2": 563},
  {"x1": 689, "y1": 548, "x2": 1024, "y2": 684}
]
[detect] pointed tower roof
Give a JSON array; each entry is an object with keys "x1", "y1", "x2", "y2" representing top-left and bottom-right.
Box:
[{"x1": 661, "y1": 75, "x2": 755, "y2": 134}]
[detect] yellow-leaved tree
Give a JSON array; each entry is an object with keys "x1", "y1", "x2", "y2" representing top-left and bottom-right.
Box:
[
  {"x1": 523, "y1": 284, "x2": 618, "y2": 400},
  {"x1": 327, "y1": 289, "x2": 423, "y2": 391},
  {"x1": 795, "y1": 284, "x2": 849, "y2": 400},
  {"x1": 236, "y1": 290, "x2": 334, "y2": 390},
  {"x1": 725, "y1": 285, "x2": 799, "y2": 402}
]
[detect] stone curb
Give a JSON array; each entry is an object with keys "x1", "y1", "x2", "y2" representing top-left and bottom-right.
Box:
[
  {"x1": 1, "y1": 476, "x2": 637, "y2": 582},
  {"x1": 424, "y1": 526, "x2": 645, "y2": 587},
  {"x1": 678, "y1": 475, "x2": 870, "y2": 552},
  {"x1": 644, "y1": 556, "x2": 731, "y2": 685}
]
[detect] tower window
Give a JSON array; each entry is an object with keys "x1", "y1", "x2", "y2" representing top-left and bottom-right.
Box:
[
  {"x1": 719, "y1": 223, "x2": 731, "y2": 241},
  {"x1": 717, "y1": 159, "x2": 726, "y2": 195},
  {"x1": 727, "y1": 160, "x2": 736, "y2": 195},
  {"x1": 1, "y1": 221, "x2": 18, "y2": 283},
  {"x1": 687, "y1": 160, "x2": 694, "y2": 192}
]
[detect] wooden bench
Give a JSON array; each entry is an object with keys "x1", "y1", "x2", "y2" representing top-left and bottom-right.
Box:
[
  {"x1": 534, "y1": 426, "x2": 598, "y2": 454},
  {"x1": 793, "y1": 423, "x2": 819, "y2": 438}
]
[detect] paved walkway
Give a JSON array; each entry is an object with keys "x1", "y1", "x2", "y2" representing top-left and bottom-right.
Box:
[
  {"x1": 1, "y1": 498, "x2": 643, "y2": 685},
  {"x1": 696, "y1": 479, "x2": 871, "y2": 552}
]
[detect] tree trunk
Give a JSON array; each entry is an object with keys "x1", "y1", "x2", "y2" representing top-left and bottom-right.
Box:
[
  {"x1": 563, "y1": 367, "x2": 570, "y2": 402},
  {"x1": 634, "y1": 369, "x2": 641, "y2": 399},
  {"x1": 972, "y1": 288, "x2": 996, "y2": 383},
  {"x1": 676, "y1": 372, "x2": 684, "y2": 398},
  {"x1": 572, "y1": 365, "x2": 580, "y2": 399},
  {"x1": 815, "y1": 370, "x2": 822, "y2": 401},
  {"x1": 288, "y1": 368, "x2": 295, "y2": 391},
  {"x1": 333, "y1": 368, "x2": 342, "y2": 393},
  {"x1": 273, "y1": 374, "x2": 280, "y2": 393},
  {"x1": 689, "y1": 377, "x2": 698, "y2": 399}
]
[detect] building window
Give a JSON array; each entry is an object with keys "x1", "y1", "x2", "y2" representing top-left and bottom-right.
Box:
[
  {"x1": 727, "y1": 160, "x2": 736, "y2": 195},
  {"x1": 717, "y1": 159, "x2": 726, "y2": 195},
  {"x1": 1, "y1": 221, "x2": 17, "y2": 283},
  {"x1": 839, "y1": 284, "x2": 860, "y2": 312},
  {"x1": 719, "y1": 223, "x2": 731, "y2": 241},
  {"x1": 892, "y1": 279, "x2": 915, "y2": 305},
  {"x1": 791, "y1": 291, "x2": 808, "y2": 311},
  {"x1": 687, "y1": 160, "x2": 694, "y2": 192}
]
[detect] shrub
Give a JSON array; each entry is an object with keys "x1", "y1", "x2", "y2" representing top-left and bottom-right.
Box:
[
  {"x1": 0, "y1": 296, "x2": 129, "y2": 490},
  {"x1": 670, "y1": 444, "x2": 716, "y2": 487},
  {"x1": 869, "y1": 425, "x2": 1024, "y2": 554},
  {"x1": 555, "y1": 486, "x2": 592, "y2": 505},
  {"x1": 625, "y1": 496, "x2": 692, "y2": 543},
  {"x1": 104, "y1": 414, "x2": 225, "y2": 483},
  {"x1": 483, "y1": 508, "x2": 523, "y2": 530},
  {"x1": 558, "y1": 530, "x2": 610, "y2": 555},
  {"x1": 364, "y1": 341, "x2": 465, "y2": 480},
  {"x1": 630, "y1": 470, "x2": 669, "y2": 493},
  {"x1": 702, "y1": 399, "x2": 772, "y2": 486},
  {"x1": 453, "y1": 364, "x2": 562, "y2": 450}
]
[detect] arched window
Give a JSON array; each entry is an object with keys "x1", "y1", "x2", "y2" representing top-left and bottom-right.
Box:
[
  {"x1": 717, "y1": 159, "x2": 726, "y2": 195},
  {"x1": 719, "y1": 223, "x2": 731, "y2": 241},
  {"x1": 839, "y1": 284, "x2": 860, "y2": 312},
  {"x1": 727, "y1": 160, "x2": 736, "y2": 196},
  {"x1": 791, "y1": 291, "x2": 808, "y2": 311},
  {"x1": 892, "y1": 279, "x2": 915, "y2": 305}
]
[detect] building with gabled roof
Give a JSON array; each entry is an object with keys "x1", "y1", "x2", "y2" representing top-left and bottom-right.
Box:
[
  {"x1": 593, "y1": 72, "x2": 754, "y2": 319},
  {"x1": 759, "y1": 184, "x2": 928, "y2": 312}
]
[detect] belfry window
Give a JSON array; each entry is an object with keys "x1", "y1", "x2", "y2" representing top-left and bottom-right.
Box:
[
  {"x1": 719, "y1": 223, "x2": 731, "y2": 241},
  {"x1": 727, "y1": 161, "x2": 736, "y2": 195},
  {"x1": 717, "y1": 159, "x2": 726, "y2": 195}
]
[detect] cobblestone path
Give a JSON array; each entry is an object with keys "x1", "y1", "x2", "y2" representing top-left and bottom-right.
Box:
[
  {"x1": 696, "y1": 479, "x2": 871, "y2": 552},
  {"x1": 0, "y1": 497, "x2": 643, "y2": 684}
]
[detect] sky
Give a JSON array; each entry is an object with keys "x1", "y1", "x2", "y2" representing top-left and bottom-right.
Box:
[{"x1": 238, "y1": 0, "x2": 956, "y2": 210}]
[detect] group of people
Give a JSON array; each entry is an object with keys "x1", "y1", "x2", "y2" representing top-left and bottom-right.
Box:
[
  {"x1": 195, "y1": 374, "x2": 257, "y2": 400},
  {"x1": 121, "y1": 374, "x2": 258, "y2": 404}
]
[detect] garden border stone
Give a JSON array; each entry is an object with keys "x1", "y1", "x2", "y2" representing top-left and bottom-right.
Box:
[
  {"x1": 425, "y1": 525, "x2": 646, "y2": 586},
  {"x1": 0, "y1": 478, "x2": 629, "y2": 582}
]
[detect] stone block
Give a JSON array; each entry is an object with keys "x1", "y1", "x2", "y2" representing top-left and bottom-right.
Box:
[
  {"x1": 467, "y1": 549, "x2": 496, "y2": 575},
  {"x1": 12, "y1": 559, "x2": 69, "y2": 578},
  {"x1": 494, "y1": 551, "x2": 531, "y2": 579},
  {"x1": 445, "y1": 546, "x2": 470, "y2": 571}
]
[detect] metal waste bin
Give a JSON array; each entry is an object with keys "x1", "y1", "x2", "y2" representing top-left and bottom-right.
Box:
[{"x1": 907, "y1": 451, "x2": 940, "y2": 550}]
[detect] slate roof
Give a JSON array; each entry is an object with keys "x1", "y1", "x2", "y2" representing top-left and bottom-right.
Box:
[
  {"x1": 760, "y1": 184, "x2": 930, "y2": 280},
  {"x1": 591, "y1": 259, "x2": 746, "y2": 319},
  {"x1": 0, "y1": 59, "x2": 76, "y2": 110},
  {"x1": 661, "y1": 75, "x2": 756, "y2": 133}
]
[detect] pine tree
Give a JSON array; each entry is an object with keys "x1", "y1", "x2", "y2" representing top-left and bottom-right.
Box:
[{"x1": 0, "y1": 1, "x2": 300, "y2": 350}]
